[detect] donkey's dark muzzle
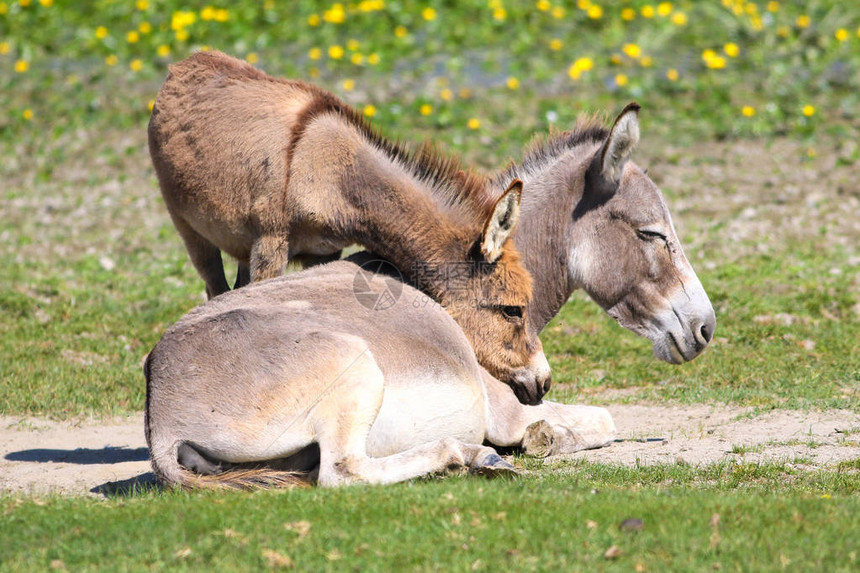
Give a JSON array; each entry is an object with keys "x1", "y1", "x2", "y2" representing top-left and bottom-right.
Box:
[{"x1": 509, "y1": 370, "x2": 551, "y2": 406}]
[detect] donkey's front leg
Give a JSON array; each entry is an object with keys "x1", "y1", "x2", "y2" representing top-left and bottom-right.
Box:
[
  {"x1": 250, "y1": 234, "x2": 290, "y2": 282},
  {"x1": 481, "y1": 370, "x2": 616, "y2": 455}
]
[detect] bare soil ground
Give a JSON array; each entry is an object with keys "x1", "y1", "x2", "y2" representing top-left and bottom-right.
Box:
[{"x1": 2, "y1": 405, "x2": 858, "y2": 497}]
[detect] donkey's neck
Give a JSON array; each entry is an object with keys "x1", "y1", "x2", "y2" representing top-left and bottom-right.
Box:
[
  {"x1": 341, "y1": 141, "x2": 488, "y2": 300},
  {"x1": 494, "y1": 145, "x2": 595, "y2": 333}
]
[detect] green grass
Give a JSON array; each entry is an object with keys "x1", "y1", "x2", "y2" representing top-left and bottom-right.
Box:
[{"x1": 2, "y1": 465, "x2": 859, "y2": 572}]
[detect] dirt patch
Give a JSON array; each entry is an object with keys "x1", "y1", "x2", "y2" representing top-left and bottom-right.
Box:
[{"x1": 3, "y1": 406, "x2": 857, "y2": 496}]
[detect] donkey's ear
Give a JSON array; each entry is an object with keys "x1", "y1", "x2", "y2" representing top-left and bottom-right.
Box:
[
  {"x1": 481, "y1": 180, "x2": 523, "y2": 263},
  {"x1": 597, "y1": 102, "x2": 641, "y2": 183}
]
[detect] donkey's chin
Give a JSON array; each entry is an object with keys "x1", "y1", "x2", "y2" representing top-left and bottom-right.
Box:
[{"x1": 652, "y1": 333, "x2": 700, "y2": 364}]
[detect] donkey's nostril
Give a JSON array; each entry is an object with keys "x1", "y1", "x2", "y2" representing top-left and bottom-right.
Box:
[
  {"x1": 700, "y1": 322, "x2": 713, "y2": 344},
  {"x1": 542, "y1": 374, "x2": 552, "y2": 396}
]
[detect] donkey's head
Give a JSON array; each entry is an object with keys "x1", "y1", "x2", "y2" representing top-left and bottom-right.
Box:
[
  {"x1": 441, "y1": 180, "x2": 551, "y2": 405},
  {"x1": 568, "y1": 103, "x2": 716, "y2": 364}
]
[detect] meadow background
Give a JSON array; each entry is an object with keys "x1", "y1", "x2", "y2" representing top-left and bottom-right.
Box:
[{"x1": 1, "y1": 1, "x2": 859, "y2": 571}]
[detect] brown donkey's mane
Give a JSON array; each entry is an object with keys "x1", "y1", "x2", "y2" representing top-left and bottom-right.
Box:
[{"x1": 286, "y1": 87, "x2": 494, "y2": 224}]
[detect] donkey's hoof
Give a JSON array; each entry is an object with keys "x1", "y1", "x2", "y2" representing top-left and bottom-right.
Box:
[
  {"x1": 471, "y1": 453, "x2": 518, "y2": 479},
  {"x1": 522, "y1": 420, "x2": 554, "y2": 458}
]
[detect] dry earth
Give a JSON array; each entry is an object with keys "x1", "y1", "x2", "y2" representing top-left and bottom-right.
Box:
[{"x1": 2, "y1": 405, "x2": 858, "y2": 497}]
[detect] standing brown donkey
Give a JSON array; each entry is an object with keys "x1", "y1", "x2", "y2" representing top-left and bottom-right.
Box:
[{"x1": 148, "y1": 50, "x2": 550, "y2": 404}]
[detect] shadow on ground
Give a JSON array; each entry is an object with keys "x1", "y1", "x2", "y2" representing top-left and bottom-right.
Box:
[{"x1": 5, "y1": 446, "x2": 150, "y2": 464}]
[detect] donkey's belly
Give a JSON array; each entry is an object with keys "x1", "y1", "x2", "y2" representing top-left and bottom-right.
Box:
[{"x1": 366, "y1": 372, "x2": 486, "y2": 458}]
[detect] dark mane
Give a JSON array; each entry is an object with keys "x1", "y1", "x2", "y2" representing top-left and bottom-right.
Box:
[
  {"x1": 494, "y1": 114, "x2": 609, "y2": 188},
  {"x1": 287, "y1": 86, "x2": 492, "y2": 221}
]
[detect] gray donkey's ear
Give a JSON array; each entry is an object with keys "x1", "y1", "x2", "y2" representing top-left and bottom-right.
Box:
[
  {"x1": 481, "y1": 180, "x2": 523, "y2": 262},
  {"x1": 598, "y1": 102, "x2": 641, "y2": 183}
]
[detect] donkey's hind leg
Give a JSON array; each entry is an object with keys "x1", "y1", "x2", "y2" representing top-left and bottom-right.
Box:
[
  {"x1": 312, "y1": 338, "x2": 513, "y2": 487},
  {"x1": 171, "y1": 215, "x2": 230, "y2": 299},
  {"x1": 234, "y1": 262, "x2": 251, "y2": 290}
]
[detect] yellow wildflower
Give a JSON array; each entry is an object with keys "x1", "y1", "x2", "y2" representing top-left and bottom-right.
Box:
[
  {"x1": 802, "y1": 105, "x2": 815, "y2": 117},
  {"x1": 0, "y1": 3, "x2": 6, "y2": 14},
  {"x1": 777, "y1": 25, "x2": 790, "y2": 37},
  {"x1": 395, "y1": 26, "x2": 408, "y2": 38},
  {"x1": 127, "y1": 31, "x2": 139, "y2": 43},
  {"x1": 724, "y1": 42, "x2": 739, "y2": 57},
  {"x1": 422, "y1": 7, "x2": 436, "y2": 21},
  {"x1": 309, "y1": 47, "x2": 322, "y2": 60},
  {"x1": 20, "y1": 0, "x2": 29, "y2": 6},
  {"x1": 351, "y1": 53, "x2": 364, "y2": 65},
  {"x1": 796, "y1": 15, "x2": 810, "y2": 29},
  {"x1": 201, "y1": 6, "x2": 215, "y2": 21},
  {"x1": 615, "y1": 73, "x2": 628, "y2": 86},
  {"x1": 610, "y1": 53, "x2": 622, "y2": 65},
  {"x1": 214, "y1": 9, "x2": 229, "y2": 22},
  {"x1": 175, "y1": 29, "x2": 189, "y2": 42},
  {"x1": 657, "y1": 2, "x2": 672, "y2": 17},
  {"x1": 246, "y1": 53, "x2": 259, "y2": 64},
  {"x1": 14, "y1": 59, "x2": 29, "y2": 73},
  {"x1": 171, "y1": 11, "x2": 196, "y2": 31},
  {"x1": 105, "y1": 54, "x2": 118, "y2": 66},
  {"x1": 587, "y1": 5, "x2": 601, "y2": 18},
  {"x1": 95, "y1": 26, "x2": 108, "y2": 39},
  {"x1": 742, "y1": 106, "x2": 755, "y2": 117},
  {"x1": 136, "y1": 0, "x2": 148, "y2": 10},
  {"x1": 130, "y1": 59, "x2": 143, "y2": 72},
  {"x1": 494, "y1": 8, "x2": 507, "y2": 20},
  {"x1": 148, "y1": 99, "x2": 155, "y2": 112},
  {"x1": 706, "y1": 55, "x2": 726, "y2": 69},
  {"x1": 328, "y1": 45, "x2": 344, "y2": 59},
  {"x1": 308, "y1": 14, "x2": 320, "y2": 26},
  {"x1": 622, "y1": 43, "x2": 641, "y2": 58},
  {"x1": 666, "y1": 68, "x2": 678, "y2": 81},
  {"x1": 157, "y1": 44, "x2": 171, "y2": 57},
  {"x1": 767, "y1": 1, "x2": 779, "y2": 11},
  {"x1": 640, "y1": 56, "x2": 653, "y2": 67},
  {"x1": 835, "y1": 29, "x2": 849, "y2": 42},
  {"x1": 551, "y1": 6, "x2": 565, "y2": 19},
  {"x1": 440, "y1": 88, "x2": 453, "y2": 101},
  {"x1": 139, "y1": 21, "x2": 152, "y2": 34},
  {"x1": 671, "y1": 11, "x2": 687, "y2": 25},
  {"x1": 39, "y1": 0, "x2": 53, "y2": 7},
  {"x1": 347, "y1": 39, "x2": 360, "y2": 51},
  {"x1": 641, "y1": 5, "x2": 655, "y2": 18},
  {"x1": 363, "y1": 104, "x2": 376, "y2": 118},
  {"x1": 342, "y1": 79, "x2": 355, "y2": 92},
  {"x1": 367, "y1": 53, "x2": 380, "y2": 65},
  {"x1": 536, "y1": 0, "x2": 550, "y2": 11},
  {"x1": 549, "y1": 38, "x2": 563, "y2": 51},
  {"x1": 420, "y1": 104, "x2": 433, "y2": 116},
  {"x1": 324, "y1": 4, "x2": 346, "y2": 24},
  {"x1": 577, "y1": 0, "x2": 591, "y2": 9},
  {"x1": 621, "y1": 8, "x2": 635, "y2": 21},
  {"x1": 506, "y1": 77, "x2": 520, "y2": 90},
  {"x1": 23, "y1": 108, "x2": 33, "y2": 120},
  {"x1": 0, "y1": 42, "x2": 9, "y2": 54},
  {"x1": 467, "y1": 118, "x2": 481, "y2": 130}
]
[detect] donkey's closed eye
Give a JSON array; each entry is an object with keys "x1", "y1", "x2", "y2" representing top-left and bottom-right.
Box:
[{"x1": 636, "y1": 229, "x2": 666, "y2": 242}]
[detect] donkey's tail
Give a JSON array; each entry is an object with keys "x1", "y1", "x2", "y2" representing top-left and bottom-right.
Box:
[{"x1": 148, "y1": 440, "x2": 311, "y2": 490}]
